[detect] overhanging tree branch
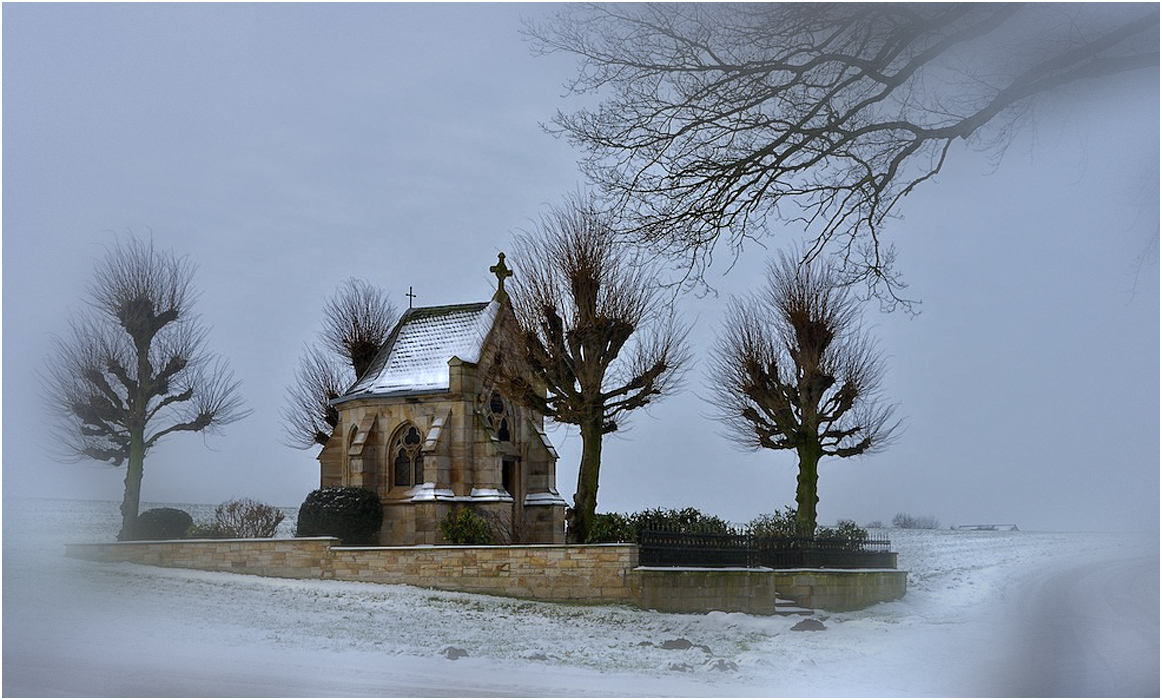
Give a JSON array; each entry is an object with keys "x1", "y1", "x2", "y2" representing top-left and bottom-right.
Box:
[{"x1": 528, "y1": 3, "x2": 1159, "y2": 307}]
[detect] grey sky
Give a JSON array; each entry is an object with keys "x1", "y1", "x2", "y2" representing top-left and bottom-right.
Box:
[{"x1": 4, "y1": 3, "x2": 1158, "y2": 533}]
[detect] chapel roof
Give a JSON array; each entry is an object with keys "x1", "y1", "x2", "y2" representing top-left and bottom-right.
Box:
[{"x1": 339, "y1": 300, "x2": 500, "y2": 401}]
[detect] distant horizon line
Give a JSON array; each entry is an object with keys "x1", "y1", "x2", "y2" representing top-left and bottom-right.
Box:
[{"x1": 6, "y1": 496, "x2": 1154, "y2": 536}]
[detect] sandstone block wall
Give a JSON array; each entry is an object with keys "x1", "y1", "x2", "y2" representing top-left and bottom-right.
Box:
[
  {"x1": 64, "y1": 538, "x2": 338, "y2": 579},
  {"x1": 65, "y1": 539, "x2": 639, "y2": 605},
  {"x1": 773, "y1": 569, "x2": 907, "y2": 611},
  {"x1": 64, "y1": 539, "x2": 905, "y2": 613},
  {"x1": 327, "y1": 543, "x2": 640, "y2": 603},
  {"x1": 639, "y1": 568, "x2": 784, "y2": 615}
]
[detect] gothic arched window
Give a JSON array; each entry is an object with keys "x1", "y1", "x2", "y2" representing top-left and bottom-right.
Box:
[
  {"x1": 485, "y1": 390, "x2": 511, "y2": 442},
  {"x1": 391, "y1": 423, "x2": 425, "y2": 487}
]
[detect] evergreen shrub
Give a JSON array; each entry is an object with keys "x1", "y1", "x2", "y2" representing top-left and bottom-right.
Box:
[
  {"x1": 294, "y1": 487, "x2": 383, "y2": 545},
  {"x1": 125, "y1": 507, "x2": 193, "y2": 541},
  {"x1": 586, "y1": 507, "x2": 732, "y2": 543},
  {"x1": 439, "y1": 507, "x2": 496, "y2": 545},
  {"x1": 745, "y1": 507, "x2": 799, "y2": 538},
  {"x1": 747, "y1": 508, "x2": 870, "y2": 547},
  {"x1": 632, "y1": 507, "x2": 732, "y2": 535},
  {"x1": 587, "y1": 505, "x2": 875, "y2": 551},
  {"x1": 586, "y1": 512, "x2": 635, "y2": 543},
  {"x1": 816, "y1": 519, "x2": 870, "y2": 549}
]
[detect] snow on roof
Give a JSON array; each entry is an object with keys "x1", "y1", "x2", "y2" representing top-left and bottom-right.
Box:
[{"x1": 342, "y1": 300, "x2": 498, "y2": 398}]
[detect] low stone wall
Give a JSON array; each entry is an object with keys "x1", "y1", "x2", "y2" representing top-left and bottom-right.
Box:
[
  {"x1": 638, "y1": 567, "x2": 907, "y2": 613},
  {"x1": 66, "y1": 538, "x2": 640, "y2": 606},
  {"x1": 64, "y1": 537, "x2": 337, "y2": 579},
  {"x1": 774, "y1": 569, "x2": 907, "y2": 611},
  {"x1": 639, "y1": 568, "x2": 784, "y2": 615},
  {"x1": 327, "y1": 543, "x2": 640, "y2": 603},
  {"x1": 65, "y1": 538, "x2": 905, "y2": 613}
]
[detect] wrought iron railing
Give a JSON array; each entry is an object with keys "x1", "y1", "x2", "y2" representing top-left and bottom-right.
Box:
[{"x1": 638, "y1": 528, "x2": 895, "y2": 569}]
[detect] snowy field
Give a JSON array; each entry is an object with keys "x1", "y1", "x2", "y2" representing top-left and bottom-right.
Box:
[{"x1": 3, "y1": 498, "x2": 1158, "y2": 697}]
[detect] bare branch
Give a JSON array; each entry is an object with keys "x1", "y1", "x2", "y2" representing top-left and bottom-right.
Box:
[
  {"x1": 529, "y1": 3, "x2": 1159, "y2": 304},
  {"x1": 282, "y1": 278, "x2": 396, "y2": 450},
  {"x1": 282, "y1": 344, "x2": 351, "y2": 449},
  {"x1": 321, "y1": 279, "x2": 399, "y2": 378}
]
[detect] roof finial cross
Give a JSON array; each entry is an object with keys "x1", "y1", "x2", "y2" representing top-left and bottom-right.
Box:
[
  {"x1": 490, "y1": 252, "x2": 513, "y2": 298},
  {"x1": 406, "y1": 286, "x2": 416, "y2": 309}
]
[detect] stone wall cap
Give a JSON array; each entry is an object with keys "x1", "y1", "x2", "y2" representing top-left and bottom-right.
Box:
[
  {"x1": 636, "y1": 566, "x2": 775, "y2": 572},
  {"x1": 66, "y1": 536, "x2": 339, "y2": 546},
  {"x1": 330, "y1": 543, "x2": 638, "y2": 552},
  {"x1": 776, "y1": 567, "x2": 904, "y2": 573}
]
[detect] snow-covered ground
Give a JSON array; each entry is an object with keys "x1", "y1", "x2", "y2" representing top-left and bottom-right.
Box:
[{"x1": 4, "y1": 498, "x2": 1158, "y2": 697}]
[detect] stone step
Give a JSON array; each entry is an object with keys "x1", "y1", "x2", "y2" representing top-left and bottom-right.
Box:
[
  {"x1": 774, "y1": 596, "x2": 813, "y2": 616},
  {"x1": 773, "y1": 606, "x2": 814, "y2": 616}
]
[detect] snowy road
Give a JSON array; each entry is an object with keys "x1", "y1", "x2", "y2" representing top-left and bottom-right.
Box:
[{"x1": 988, "y1": 552, "x2": 1160, "y2": 697}]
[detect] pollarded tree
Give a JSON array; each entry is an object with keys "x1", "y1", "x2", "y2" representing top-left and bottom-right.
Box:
[
  {"x1": 46, "y1": 237, "x2": 248, "y2": 540},
  {"x1": 283, "y1": 279, "x2": 397, "y2": 449},
  {"x1": 709, "y1": 253, "x2": 898, "y2": 537},
  {"x1": 320, "y1": 278, "x2": 398, "y2": 379},
  {"x1": 283, "y1": 344, "x2": 350, "y2": 449},
  {"x1": 528, "y1": 3, "x2": 1159, "y2": 305},
  {"x1": 493, "y1": 194, "x2": 690, "y2": 543}
]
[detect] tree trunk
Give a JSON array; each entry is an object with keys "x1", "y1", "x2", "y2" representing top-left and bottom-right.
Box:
[
  {"x1": 568, "y1": 419, "x2": 604, "y2": 544},
  {"x1": 118, "y1": 428, "x2": 146, "y2": 541},
  {"x1": 795, "y1": 442, "x2": 822, "y2": 538}
]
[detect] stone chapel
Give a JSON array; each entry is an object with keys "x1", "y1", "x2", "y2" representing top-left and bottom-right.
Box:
[{"x1": 316, "y1": 254, "x2": 567, "y2": 545}]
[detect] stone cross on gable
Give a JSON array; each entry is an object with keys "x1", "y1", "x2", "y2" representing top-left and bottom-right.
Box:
[{"x1": 490, "y1": 252, "x2": 513, "y2": 297}]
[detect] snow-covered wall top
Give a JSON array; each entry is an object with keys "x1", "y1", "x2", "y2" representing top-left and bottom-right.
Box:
[{"x1": 344, "y1": 300, "x2": 498, "y2": 397}]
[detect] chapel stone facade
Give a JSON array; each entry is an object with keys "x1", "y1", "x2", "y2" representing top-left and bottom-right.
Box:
[{"x1": 316, "y1": 255, "x2": 567, "y2": 545}]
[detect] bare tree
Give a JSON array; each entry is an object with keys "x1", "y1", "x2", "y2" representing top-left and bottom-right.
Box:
[
  {"x1": 283, "y1": 344, "x2": 350, "y2": 449},
  {"x1": 494, "y1": 194, "x2": 690, "y2": 543},
  {"x1": 709, "y1": 252, "x2": 897, "y2": 536},
  {"x1": 320, "y1": 278, "x2": 398, "y2": 378},
  {"x1": 528, "y1": 3, "x2": 1159, "y2": 305},
  {"x1": 45, "y1": 237, "x2": 248, "y2": 539},
  {"x1": 283, "y1": 279, "x2": 397, "y2": 449}
]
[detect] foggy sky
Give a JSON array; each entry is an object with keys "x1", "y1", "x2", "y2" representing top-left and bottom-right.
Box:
[{"x1": 4, "y1": 3, "x2": 1158, "y2": 533}]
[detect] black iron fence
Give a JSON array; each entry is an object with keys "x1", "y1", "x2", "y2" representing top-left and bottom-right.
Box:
[{"x1": 638, "y1": 528, "x2": 896, "y2": 569}]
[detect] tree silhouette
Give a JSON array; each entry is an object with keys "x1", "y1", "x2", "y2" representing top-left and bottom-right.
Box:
[
  {"x1": 284, "y1": 279, "x2": 397, "y2": 449},
  {"x1": 709, "y1": 253, "x2": 897, "y2": 536},
  {"x1": 46, "y1": 237, "x2": 248, "y2": 539},
  {"x1": 493, "y1": 194, "x2": 689, "y2": 543}
]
